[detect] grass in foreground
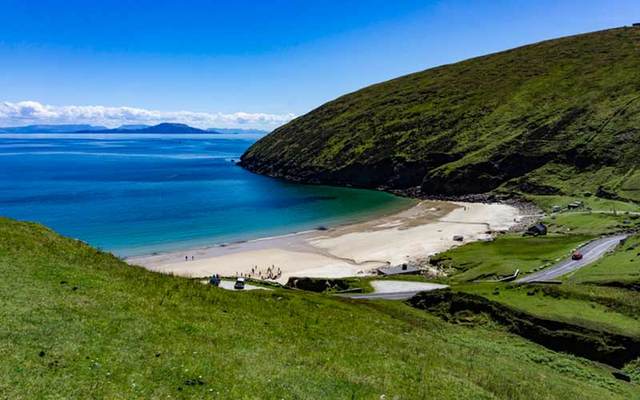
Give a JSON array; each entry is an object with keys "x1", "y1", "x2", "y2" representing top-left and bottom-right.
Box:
[{"x1": 1, "y1": 217, "x2": 637, "y2": 399}]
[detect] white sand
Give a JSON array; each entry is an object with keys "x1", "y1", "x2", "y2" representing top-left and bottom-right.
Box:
[
  {"x1": 310, "y1": 202, "x2": 517, "y2": 266},
  {"x1": 128, "y1": 200, "x2": 521, "y2": 283}
]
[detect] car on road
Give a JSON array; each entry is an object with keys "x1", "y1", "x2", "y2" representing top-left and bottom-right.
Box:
[
  {"x1": 234, "y1": 277, "x2": 246, "y2": 290},
  {"x1": 572, "y1": 251, "x2": 583, "y2": 260}
]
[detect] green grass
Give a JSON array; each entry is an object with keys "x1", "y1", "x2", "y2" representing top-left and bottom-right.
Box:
[
  {"x1": 552, "y1": 284, "x2": 640, "y2": 320},
  {"x1": 431, "y1": 195, "x2": 638, "y2": 282},
  {"x1": 543, "y1": 212, "x2": 639, "y2": 235},
  {"x1": 242, "y1": 27, "x2": 640, "y2": 198},
  {"x1": 432, "y1": 234, "x2": 590, "y2": 282},
  {"x1": 526, "y1": 195, "x2": 640, "y2": 213},
  {"x1": 568, "y1": 234, "x2": 640, "y2": 284},
  {"x1": 619, "y1": 169, "x2": 640, "y2": 201},
  {"x1": 522, "y1": 195, "x2": 640, "y2": 236},
  {"x1": 1, "y1": 218, "x2": 638, "y2": 399},
  {"x1": 453, "y1": 283, "x2": 640, "y2": 338}
]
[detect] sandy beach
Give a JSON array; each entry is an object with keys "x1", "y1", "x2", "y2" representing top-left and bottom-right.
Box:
[{"x1": 128, "y1": 200, "x2": 521, "y2": 283}]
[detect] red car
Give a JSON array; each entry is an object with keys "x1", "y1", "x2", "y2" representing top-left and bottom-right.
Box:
[{"x1": 572, "y1": 251, "x2": 583, "y2": 260}]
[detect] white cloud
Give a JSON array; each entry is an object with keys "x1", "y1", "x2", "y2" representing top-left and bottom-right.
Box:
[{"x1": 0, "y1": 100, "x2": 295, "y2": 130}]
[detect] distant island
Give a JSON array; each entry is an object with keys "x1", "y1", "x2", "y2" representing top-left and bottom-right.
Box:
[
  {"x1": 207, "y1": 128, "x2": 269, "y2": 135},
  {"x1": 0, "y1": 124, "x2": 108, "y2": 133},
  {"x1": 76, "y1": 123, "x2": 208, "y2": 134},
  {"x1": 0, "y1": 122, "x2": 269, "y2": 135}
]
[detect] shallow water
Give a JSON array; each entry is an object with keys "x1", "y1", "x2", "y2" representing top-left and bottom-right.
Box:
[{"x1": 0, "y1": 133, "x2": 412, "y2": 256}]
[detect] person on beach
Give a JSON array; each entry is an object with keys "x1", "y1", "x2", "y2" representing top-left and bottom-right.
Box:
[{"x1": 185, "y1": 256, "x2": 188, "y2": 261}]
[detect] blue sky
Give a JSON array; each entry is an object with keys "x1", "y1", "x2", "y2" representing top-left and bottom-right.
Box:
[{"x1": 0, "y1": 0, "x2": 638, "y2": 129}]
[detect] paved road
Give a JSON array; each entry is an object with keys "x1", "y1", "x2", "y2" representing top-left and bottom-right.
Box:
[
  {"x1": 213, "y1": 280, "x2": 272, "y2": 291},
  {"x1": 516, "y1": 234, "x2": 628, "y2": 283},
  {"x1": 344, "y1": 280, "x2": 448, "y2": 300}
]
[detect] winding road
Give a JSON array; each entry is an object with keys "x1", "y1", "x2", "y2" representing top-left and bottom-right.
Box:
[
  {"x1": 342, "y1": 235, "x2": 627, "y2": 300},
  {"x1": 516, "y1": 234, "x2": 628, "y2": 283}
]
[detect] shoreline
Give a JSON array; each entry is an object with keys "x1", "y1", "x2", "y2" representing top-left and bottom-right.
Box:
[
  {"x1": 123, "y1": 193, "x2": 417, "y2": 259},
  {"x1": 129, "y1": 199, "x2": 523, "y2": 283}
]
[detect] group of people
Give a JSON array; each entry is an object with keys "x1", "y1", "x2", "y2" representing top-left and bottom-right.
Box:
[
  {"x1": 184, "y1": 255, "x2": 195, "y2": 261},
  {"x1": 209, "y1": 273, "x2": 221, "y2": 286},
  {"x1": 204, "y1": 262, "x2": 283, "y2": 285},
  {"x1": 238, "y1": 265, "x2": 282, "y2": 281}
]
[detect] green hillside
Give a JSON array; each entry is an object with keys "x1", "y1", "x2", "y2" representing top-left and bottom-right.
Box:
[
  {"x1": 1, "y1": 217, "x2": 638, "y2": 399},
  {"x1": 241, "y1": 27, "x2": 640, "y2": 199}
]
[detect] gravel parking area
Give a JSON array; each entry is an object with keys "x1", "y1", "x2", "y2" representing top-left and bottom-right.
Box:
[{"x1": 370, "y1": 280, "x2": 448, "y2": 294}]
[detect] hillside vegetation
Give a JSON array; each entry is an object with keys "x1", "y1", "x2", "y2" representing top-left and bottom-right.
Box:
[
  {"x1": 1, "y1": 217, "x2": 638, "y2": 399},
  {"x1": 242, "y1": 27, "x2": 640, "y2": 199}
]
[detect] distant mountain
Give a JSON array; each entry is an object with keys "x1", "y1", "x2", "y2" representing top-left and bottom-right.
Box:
[
  {"x1": 207, "y1": 128, "x2": 269, "y2": 135},
  {"x1": 0, "y1": 123, "x2": 269, "y2": 135},
  {"x1": 0, "y1": 124, "x2": 108, "y2": 133},
  {"x1": 117, "y1": 124, "x2": 150, "y2": 130},
  {"x1": 76, "y1": 123, "x2": 208, "y2": 133}
]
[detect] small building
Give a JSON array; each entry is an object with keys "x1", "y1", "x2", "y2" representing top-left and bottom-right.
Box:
[
  {"x1": 525, "y1": 223, "x2": 548, "y2": 236},
  {"x1": 377, "y1": 264, "x2": 420, "y2": 276},
  {"x1": 567, "y1": 201, "x2": 583, "y2": 210}
]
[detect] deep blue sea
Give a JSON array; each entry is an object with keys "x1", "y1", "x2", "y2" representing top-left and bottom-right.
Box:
[{"x1": 0, "y1": 133, "x2": 412, "y2": 256}]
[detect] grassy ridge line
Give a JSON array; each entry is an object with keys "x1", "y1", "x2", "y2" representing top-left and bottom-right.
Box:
[
  {"x1": 241, "y1": 27, "x2": 640, "y2": 199},
  {"x1": 1, "y1": 217, "x2": 637, "y2": 399},
  {"x1": 407, "y1": 289, "x2": 640, "y2": 368},
  {"x1": 453, "y1": 283, "x2": 640, "y2": 340}
]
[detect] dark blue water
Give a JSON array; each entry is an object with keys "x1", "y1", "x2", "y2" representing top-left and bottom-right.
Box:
[{"x1": 0, "y1": 134, "x2": 412, "y2": 256}]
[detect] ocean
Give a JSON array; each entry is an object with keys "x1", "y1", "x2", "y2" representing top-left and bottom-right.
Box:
[{"x1": 0, "y1": 133, "x2": 413, "y2": 256}]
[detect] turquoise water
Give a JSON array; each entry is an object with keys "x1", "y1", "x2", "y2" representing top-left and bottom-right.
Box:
[{"x1": 0, "y1": 133, "x2": 412, "y2": 256}]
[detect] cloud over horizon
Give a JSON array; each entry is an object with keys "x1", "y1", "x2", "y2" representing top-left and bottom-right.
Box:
[{"x1": 0, "y1": 101, "x2": 296, "y2": 130}]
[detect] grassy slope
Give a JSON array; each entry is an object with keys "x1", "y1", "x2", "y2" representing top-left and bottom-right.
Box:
[
  {"x1": 454, "y1": 283, "x2": 640, "y2": 338},
  {"x1": 433, "y1": 194, "x2": 640, "y2": 284},
  {"x1": 427, "y1": 194, "x2": 640, "y2": 376},
  {"x1": 242, "y1": 27, "x2": 640, "y2": 198},
  {"x1": 525, "y1": 195, "x2": 640, "y2": 213},
  {"x1": 544, "y1": 212, "x2": 639, "y2": 235},
  {"x1": 431, "y1": 234, "x2": 590, "y2": 282},
  {"x1": 568, "y1": 234, "x2": 640, "y2": 284},
  {"x1": 1, "y1": 218, "x2": 638, "y2": 399}
]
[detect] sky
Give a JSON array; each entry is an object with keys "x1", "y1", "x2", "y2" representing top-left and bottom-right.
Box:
[{"x1": 0, "y1": 0, "x2": 639, "y2": 130}]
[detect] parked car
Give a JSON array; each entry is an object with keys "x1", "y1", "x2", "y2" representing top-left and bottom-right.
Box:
[
  {"x1": 234, "y1": 277, "x2": 246, "y2": 290},
  {"x1": 572, "y1": 251, "x2": 583, "y2": 260}
]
